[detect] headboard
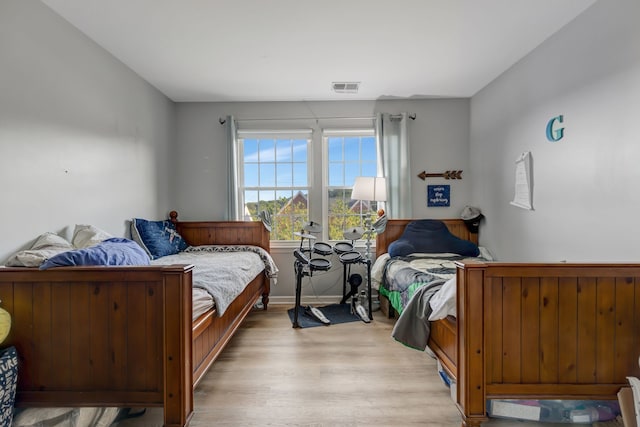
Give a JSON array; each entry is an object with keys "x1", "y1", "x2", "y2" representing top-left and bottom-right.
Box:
[
  {"x1": 169, "y1": 211, "x2": 270, "y2": 253},
  {"x1": 375, "y1": 219, "x2": 478, "y2": 258}
]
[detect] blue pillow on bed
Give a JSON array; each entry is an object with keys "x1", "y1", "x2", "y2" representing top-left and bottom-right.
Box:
[
  {"x1": 39, "y1": 238, "x2": 150, "y2": 269},
  {"x1": 388, "y1": 219, "x2": 479, "y2": 258},
  {"x1": 130, "y1": 218, "x2": 189, "y2": 260}
]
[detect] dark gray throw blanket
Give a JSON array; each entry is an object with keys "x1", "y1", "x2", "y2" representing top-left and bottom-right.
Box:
[{"x1": 391, "y1": 279, "x2": 447, "y2": 350}]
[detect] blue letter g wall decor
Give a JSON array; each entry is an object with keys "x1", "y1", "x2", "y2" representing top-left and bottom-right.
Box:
[{"x1": 546, "y1": 115, "x2": 564, "y2": 142}]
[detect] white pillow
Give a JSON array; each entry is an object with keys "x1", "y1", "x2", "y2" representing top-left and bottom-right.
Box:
[
  {"x1": 32, "y1": 232, "x2": 73, "y2": 250},
  {"x1": 428, "y1": 277, "x2": 457, "y2": 321},
  {"x1": 370, "y1": 253, "x2": 390, "y2": 290},
  {"x1": 478, "y1": 246, "x2": 494, "y2": 261},
  {"x1": 5, "y1": 232, "x2": 73, "y2": 267},
  {"x1": 72, "y1": 224, "x2": 113, "y2": 248}
]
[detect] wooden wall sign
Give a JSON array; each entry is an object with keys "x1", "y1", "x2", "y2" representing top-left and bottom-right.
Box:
[{"x1": 417, "y1": 170, "x2": 462, "y2": 180}]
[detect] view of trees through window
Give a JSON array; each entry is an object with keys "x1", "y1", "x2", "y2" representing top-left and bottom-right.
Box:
[
  {"x1": 326, "y1": 133, "x2": 379, "y2": 240},
  {"x1": 239, "y1": 130, "x2": 379, "y2": 241}
]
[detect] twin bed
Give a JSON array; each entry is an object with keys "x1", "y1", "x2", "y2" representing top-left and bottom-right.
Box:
[
  {"x1": 376, "y1": 218, "x2": 640, "y2": 426},
  {"x1": 0, "y1": 212, "x2": 274, "y2": 427}
]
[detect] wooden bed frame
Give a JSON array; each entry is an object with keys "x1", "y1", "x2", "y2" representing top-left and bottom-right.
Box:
[
  {"x1": 0, "y1": 212, "x2": 271, "y2": 427},
  {"x1": 377, "y1": 219, "x2": 640, "y2": 426}
]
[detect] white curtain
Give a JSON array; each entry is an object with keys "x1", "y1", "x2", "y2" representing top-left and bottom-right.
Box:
[
  {"x1": 376, "y1": 112, "x2": 412, "y2": 219},
  {"x1": 225, "y1": 115, "x2": 239, "y2": 220}
]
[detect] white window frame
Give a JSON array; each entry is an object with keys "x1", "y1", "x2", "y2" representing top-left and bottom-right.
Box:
[
  {"x1": 237, "y1": 129, "x2": 313, "y2": 245},
  {"x1": 235, "y1": 124, "x2": 379, "y2": 246},
  {"x1": 322, "y1": 128, "x2": 377, "y2": 242}
]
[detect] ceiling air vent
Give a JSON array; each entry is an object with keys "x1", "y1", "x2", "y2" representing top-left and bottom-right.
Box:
[{"x1": 332, "y1": 81, "x2": 360, "y2": 93}]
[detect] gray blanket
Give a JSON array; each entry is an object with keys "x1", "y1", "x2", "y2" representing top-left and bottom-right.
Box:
[
  {"x1": 151, "y1": 245, "x2": 278, "y2": 316},
  {"x1": 391, "y1": 279, "x2": 446, "y2": 350}
]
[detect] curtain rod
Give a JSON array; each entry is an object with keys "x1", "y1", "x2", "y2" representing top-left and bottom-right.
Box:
[{"x1": 218, "y1": 113, "x2": 416, "y2": 125}]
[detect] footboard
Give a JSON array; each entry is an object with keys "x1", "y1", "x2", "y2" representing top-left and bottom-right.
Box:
[
  {"x1": 0, "y1": 265, "x2": 194, "y2": 427},
  {"x1": 455, "y1": 261, "x2": 640, "y2": 427}
]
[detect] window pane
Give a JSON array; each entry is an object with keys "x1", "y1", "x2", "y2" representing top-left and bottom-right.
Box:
[
  {"x1": 245, "y1": 190, "x2": 258, "y2": 204},
  {"x1": 345, "y1": 167, "x2": 359, "y2": 187},
  {"x1": 361, "y1": 136, "x2": 376, "y2": 161},
  {"x1": 260, "y1": 139, "x2": 275, "y2": 162},
  {"x1": 276, "y1": 139, "x2": 292, "y2": 162},
  {"x1": 329, "y1": 163, "x2": 344, "y2": 186},
  {"x1": 293, "y1": 139, "x2": 307, "y2": 162},
  {"x1": 328, "y1": 190, "x2": 364, "y2": 241},
  {"x1": 328, "y1": 137, "x2": 343, "y2": 161},
  {"x1": 244, "y1": 163, "x2": 259, "y2": 187},
  {"x1": 244, "y1": 139, "x2": 258, "y2": 162},
  {"x1": 293, "y1": 163, "x2": 307, "y2": 187},
  {"x1": 243, "y1": 190, "x2": 259, "y2": 221},
  {"x1": 273, "y1": 189, "x2": 308, "y2": 240},
  {"x1": 256, "y1": 191, "x2": 275, "y2": 222},
  {"x1": 361, "y1": 163, "x2": 377, "y2": 177},
  {"x1": 276, "y1": 163, "x2": 292, "y2": 187},
  {"x1": 258, "y1": 190, "x2": 276, "y2": 205},
  {"x1": 259, "y1": 163, "x2": 275, "y2": 186},
  {"x1": 344, "y1": 137, "x2": 360, "y2": 161}
]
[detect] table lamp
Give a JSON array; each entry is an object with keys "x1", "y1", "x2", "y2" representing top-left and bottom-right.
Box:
[{"x1": 351, "y1": 176, "x2": 387, "y2": 260}]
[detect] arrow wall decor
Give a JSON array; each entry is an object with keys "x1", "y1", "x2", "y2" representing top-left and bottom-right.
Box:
[{"x1": 417, "y1": 170, "x2": 463, "y2": 180}]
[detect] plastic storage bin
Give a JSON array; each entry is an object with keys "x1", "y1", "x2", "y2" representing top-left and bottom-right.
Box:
[{"x1": 487, "y1": 399, "x2": 620, "y2": 423}]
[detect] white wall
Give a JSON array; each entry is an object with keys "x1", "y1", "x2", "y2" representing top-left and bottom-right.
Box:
[
  {"x1": 0, "y1": 0, "x2": 175, "y2": 262},
  {"x1": 469, "y1": 0, "x2": 640, "y2": 262},
  {"x1": 174, "y1": 99, "x2": 470, "y2": 300}
]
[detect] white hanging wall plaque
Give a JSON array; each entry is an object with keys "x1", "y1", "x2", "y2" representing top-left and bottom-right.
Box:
[{"x1": 510, "y1": 151, "x2": 533, "y2": 210}]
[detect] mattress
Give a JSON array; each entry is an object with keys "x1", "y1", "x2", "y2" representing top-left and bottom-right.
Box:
[{"x1": 192, "y1": 287, "x2": 214, "y2": 321}]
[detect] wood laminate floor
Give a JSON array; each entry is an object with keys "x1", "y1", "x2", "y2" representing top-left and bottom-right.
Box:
[{"x1": 114, "y1": 305, "x2": 613, "y2": 427}]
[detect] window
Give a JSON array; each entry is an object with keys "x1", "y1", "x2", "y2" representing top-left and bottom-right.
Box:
[
  {"x1": 237, "y1": 127, "x2": 380, "y2": 242},
  {"x1": 325, "y1": 130, "x2": 379, "y2": 241},
  {"x1": 239, "y1": 130, "x2": 311, "y2": 241}
]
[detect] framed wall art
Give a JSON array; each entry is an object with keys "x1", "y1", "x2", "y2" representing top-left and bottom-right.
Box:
[{"x1": 427, "y1": 185, "x2": 450, "y2": 207}]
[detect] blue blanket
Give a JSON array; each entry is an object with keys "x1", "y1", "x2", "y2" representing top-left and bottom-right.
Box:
[{"x1": 39, "y1": 238, "x2": 149, "y2": 269}]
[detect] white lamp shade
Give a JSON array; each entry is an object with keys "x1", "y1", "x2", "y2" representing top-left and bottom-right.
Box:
[{"x1": 351, "y1": 177, "x2": 387, "y2": 202}]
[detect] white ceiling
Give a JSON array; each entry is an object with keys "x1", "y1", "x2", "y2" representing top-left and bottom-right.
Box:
[{"x1": 41, "y1": 0, "x2": 596, "y2": 102}]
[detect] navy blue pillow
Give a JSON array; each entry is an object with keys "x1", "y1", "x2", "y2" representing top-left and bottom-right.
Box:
[
  {"x1": 388, "y1": 219, "x2": 479, "y2": 258},
  {"x1": 39, "y1": 238, "x2": 150, "y2": 269},
  {"x1": 130, "y1": 218, "x2": 189, "y2": 260},
  {"x1": 0, "y1": 346, "x2": 18, "y2": 426}
]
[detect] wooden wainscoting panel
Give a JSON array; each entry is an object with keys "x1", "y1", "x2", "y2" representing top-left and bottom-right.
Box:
[
  {"x1": 539, "y1": 277, "x2": 559, "y2": 384},
  {"x1": 558, "y1": 277, "x2": 578, "y2": 383},
  {"x1": 576, "y1": 277, "x2": 597, "y2": 384},
  {"x1": 521, "y1": 277, "x2": 541, "y2": 384},
  {"x1": 614, "y1": 277, "x2": 637, "y2": 380},
  {"x1": 487, "y1": 276, "x2": 503, "y2": 384},
  {"x1": 501, "y1": 277, "x2": 522, "y2": 383},
  {"x1": 596, "y1": 277, "x2": 616, "y2": 384}
]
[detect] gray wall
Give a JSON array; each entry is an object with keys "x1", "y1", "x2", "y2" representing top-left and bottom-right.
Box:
[
  {"x1": 469, "y1": 0, "x2": 640, "y2": 262},
  {"x1": 174, "y1": 99, "x2": 471, "y2": 300},
  {"x1": 0, "y1": 0, "x2": 175, "y2": 262}
]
